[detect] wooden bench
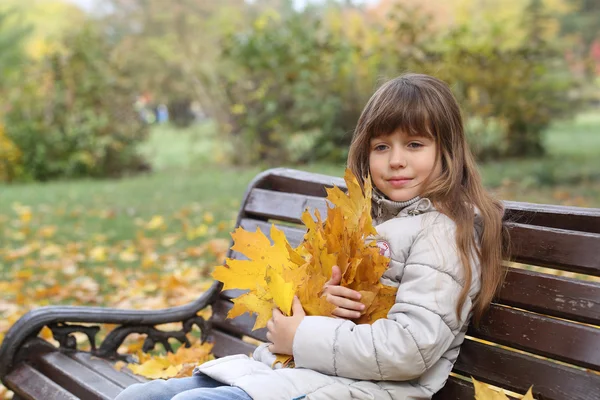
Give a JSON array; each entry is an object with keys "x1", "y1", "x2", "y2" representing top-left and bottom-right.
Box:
[{"x1": 1, "y1": 168, "x2": 599, "y2": 400}]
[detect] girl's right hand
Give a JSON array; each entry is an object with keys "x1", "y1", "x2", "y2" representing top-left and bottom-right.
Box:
[{"x1": 322, "y1": 265, "x2": 365, "y2": 319}]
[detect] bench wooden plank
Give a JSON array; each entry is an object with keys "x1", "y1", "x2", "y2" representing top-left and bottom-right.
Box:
[
  {"x1": 433, "y1": 377, "x2": 479, "y2": 400},
  {"x1": 255, "y1": 169, "x2": 345, "y2": 198},
  {"x1": 255, "y1": 170, "x2": 600, "y2": 233},
  {"x1": 209, "y1": 330, "x2": 256, "y2": 359},
  {"x1": 242, "y1": 189, "x2": 600, "y2": 275},
  {"x1": 69, "y1": 352, "x2": 145, "y2": 388},
  {"x1": 238, "y1": 218, "x2": 305, "y2": 247},
  {"x1": 455, "y1": 340, "x2": 600, "y2": 400},
  {"x1": 245, "y1": 188, "x2": 329, "y2": 224},
  {"x1": 498, "y1": 268, "x2": 600, "y2": 325},
  {"x1": 503, "y1": 201, "x2": 600, "y2": 234},
  {"x1": 507, "y1": 223, "x2": 600, "y2": 276},
  {"x1": 227, "y1": 220, "x2": 600, "y2": 318},
  {"x1": 215, "y1": 295, "x2": 600, "y2": 371},
  {"x1": 469, "y1": 305, "x2": 600, "y2": 370},
  {"x1": 35, "y1": 352, "x2": 122, "y2": 400},
  {"x1": 5, "y1": 364, "x2": 80, "y2": 400},
  {"x1": 211, "y1": 298, "x2": 268, "y2": 342}
]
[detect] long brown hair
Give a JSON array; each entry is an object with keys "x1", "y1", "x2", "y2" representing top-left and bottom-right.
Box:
[{"x1": 348, "y1": 73, "x2": 507, "y2": 324}]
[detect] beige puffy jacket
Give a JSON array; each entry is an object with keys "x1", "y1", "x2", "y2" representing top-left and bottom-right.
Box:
[{"x1": 195, "y1": 196, "x2": 482, "y2": 400}]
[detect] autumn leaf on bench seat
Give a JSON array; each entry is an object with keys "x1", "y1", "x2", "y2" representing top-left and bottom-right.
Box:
[{"x1": 473, "y1": 377, "x2": 534, "y2": 400}]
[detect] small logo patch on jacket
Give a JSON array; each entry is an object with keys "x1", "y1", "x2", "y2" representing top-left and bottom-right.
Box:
[{"x1": 376, "y1": 240, "x2": 391, "y2": 259}]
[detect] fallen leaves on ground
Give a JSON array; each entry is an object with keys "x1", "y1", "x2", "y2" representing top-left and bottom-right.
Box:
[{"x1": 0, "y1": 202, "x2": 234, "y2": 398}]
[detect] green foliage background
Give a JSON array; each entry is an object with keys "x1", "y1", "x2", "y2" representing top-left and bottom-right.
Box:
[{"x1": 0, "y1": 0, "x2": 597, "y2": 180}]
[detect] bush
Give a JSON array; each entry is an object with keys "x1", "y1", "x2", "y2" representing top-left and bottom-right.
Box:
[
  {"x1": 213, "y1": 3, "x2": 582, "y2": 165},
  {"x1": 4, "y1": 24, "x2": 149, "y2": 181},
  {"x1": 463, "y1": 116, "x2": 508, "y2": 161},
  {"x1": 213, "y1": 4, "x2": 432, "y2": 165},
  {"x1": 435, "y1": 29, "x2": 581, "y2": 158},
  {"x1": 0, "y1": 124, "x2": 22, "y2": 182}
]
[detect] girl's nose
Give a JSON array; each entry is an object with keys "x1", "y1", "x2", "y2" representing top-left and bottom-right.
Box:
[{"x1": 389, "y1": 149, "x2": 406, "y2": 169}]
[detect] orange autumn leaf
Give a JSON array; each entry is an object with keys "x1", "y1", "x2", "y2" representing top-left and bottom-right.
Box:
[
  {"x1": 126, "y1": 342, "x2": 214, "y2": 379},
  {"x1": 472, "y1": 377, "x2": 534, "y2": 400},
  {"x1": 212, "y1": 168, "x2": 397, "y2": 330}
]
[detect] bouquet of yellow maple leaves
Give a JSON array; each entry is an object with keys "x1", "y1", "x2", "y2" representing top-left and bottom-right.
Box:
[{"x1": 212, "y1": 169, "x2": 397, "y2": 330}]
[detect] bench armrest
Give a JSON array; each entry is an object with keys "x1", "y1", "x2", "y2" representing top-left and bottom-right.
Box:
[{"x1": 0, "y1": 281, "x2": 221, "y2": 383}]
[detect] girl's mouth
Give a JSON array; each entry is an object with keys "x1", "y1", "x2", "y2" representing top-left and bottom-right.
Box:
[{"x1": 387, "y1": 178, "x2": 412, "y2": 187}]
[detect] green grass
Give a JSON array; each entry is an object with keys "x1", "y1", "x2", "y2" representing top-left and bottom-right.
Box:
[
  {"x1": 476, "y1": 111, "x2": 600, "y2": 205},
  {"x1": 545, "y1": 112, "x2": 600, "y2": 156}
]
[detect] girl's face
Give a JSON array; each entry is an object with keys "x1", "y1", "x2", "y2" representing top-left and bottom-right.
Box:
[{"x1": 369, "y1": 129, "x2": 441, "y2": 202}]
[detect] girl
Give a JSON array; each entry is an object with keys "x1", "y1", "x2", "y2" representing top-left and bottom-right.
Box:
[{"x1": 115, "y1": 73, "x2": 506, "y2": 400}]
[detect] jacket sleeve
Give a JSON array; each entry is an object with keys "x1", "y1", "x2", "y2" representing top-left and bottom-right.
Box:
[{"x1": 292, "y1": 216, "x2": 477, "y2": 381}]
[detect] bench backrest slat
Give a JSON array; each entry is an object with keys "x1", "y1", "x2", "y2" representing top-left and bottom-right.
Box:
[
  {"x1": 498, "y1": 268, "x2": 600, "y2": 326},
  {"x1": 507, "y1": 223, "x2": 600, "y2": 275},
  {"x1": 471, "y1": 304, "x2": 600, "y2": 370},
  {"x1": 503, "y1": 200, "x2": 600, "y2": 234},
  {"x1": 243, "y1": 188, "x2": 600, "y2": 275},
  {"x1": 208, "y1": 169, "x2": 600, "y2": 400}
]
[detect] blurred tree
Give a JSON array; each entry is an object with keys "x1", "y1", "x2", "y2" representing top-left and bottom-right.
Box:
[
  {"x1": 101, "y1": 0, "x2": 245, "y2": 126},
  {"x1": 4, "y1": 23, "x2": 149, "y2": 181},
  {"x1": 433, "y1": 0, "x2": 581, "y2": 158},
  {"x1": 0, "y1": 8, "x2": 30, "y2": 182},
  {"x1": 558, "y1": 0, "x2": 600, "y2": 78},
  {"x1": 0, "y1": 8, "x2": 31, "y2": 91},
  {"x1": 0, "y1": 0, "x2": 86, "y2": 59},
  {"x1": 213, "y1": 1, "x2": 436, "y2": 165}
]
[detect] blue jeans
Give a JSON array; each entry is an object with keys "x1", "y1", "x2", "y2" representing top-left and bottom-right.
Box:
[{"x1": 114, "y1": 374, "x2": 252, "y2": 400}]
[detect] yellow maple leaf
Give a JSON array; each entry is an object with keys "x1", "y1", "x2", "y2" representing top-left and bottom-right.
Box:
[
  {"x1": 472, "y1": 377, "x2": 535, "y2": 400},
  {"x1": 521, "y1": 387, "x2": 535, "y2": 400},
  {"x1": 128, "y1": 359, "x2": 182, "y2": 379},
  {"x1": 212, "y1": 224, "x2": 305, "y2": 328},
  {"x1": 125, "y1": 342, "x2": 215, "y2": 380}
]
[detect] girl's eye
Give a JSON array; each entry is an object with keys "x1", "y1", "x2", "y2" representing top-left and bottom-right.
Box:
[
  {"x1": 373, "y1": 144, "x2": 388, "y2": 151},
  {"x1": 408, "y1": 142, "x2": 423, "y2": 149}
]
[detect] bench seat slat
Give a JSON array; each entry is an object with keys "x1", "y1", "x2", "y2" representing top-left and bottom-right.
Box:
[
  {"x1": 455, "y1": 340, "x2": 600, "y2": 400},
  {"x1": 432, "y1": 376, "x2": 496, "y2": 400},
  {"x1": 69, "y1": 352, "x2": 146, "y2": 387},
  {"x1": 35, "y1": 352, "x2": 122, "y2": 400},
  {"x1": 6, "y1": 364, "x2": 80, "y2": 400},
  {"x1": 470, "y1": 305, "x2": 600, "y2": 370},
  {"x1": 210, "y1": 330, "x2": 256, "y2": 359}
]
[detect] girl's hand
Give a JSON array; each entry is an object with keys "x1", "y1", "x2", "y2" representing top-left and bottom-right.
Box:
[
  {"x1": 267, "y1": 297, "x2": 305, "y2": 356},
  {"x1": 322, "y1": 265, "x2": 365, "y2": 319}
]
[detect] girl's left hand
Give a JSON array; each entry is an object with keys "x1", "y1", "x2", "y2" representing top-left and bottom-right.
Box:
[{"x1": 267, "y1": 296, "x2": 305, "y2": 355}]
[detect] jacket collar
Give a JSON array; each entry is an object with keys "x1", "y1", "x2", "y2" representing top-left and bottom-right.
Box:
[{"x1": 372, "y1": 188, "x2": 435, "y2": 225}]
